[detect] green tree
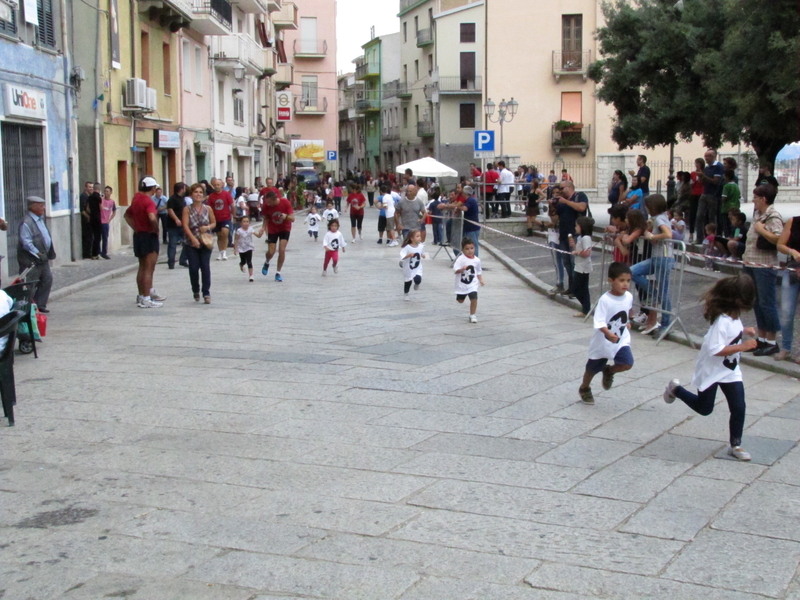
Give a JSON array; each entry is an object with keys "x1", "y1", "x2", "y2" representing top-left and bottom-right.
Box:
[{"x1": 589, "y1": 0, "x2": 800, "y2": 167}]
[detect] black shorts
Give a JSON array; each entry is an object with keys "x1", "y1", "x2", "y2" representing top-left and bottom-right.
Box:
[
  {"x1": 350, "y1": 214, "x2": 364, "y2": 229},
  {"x1": 378, "y1": 215, "x2": 387, "y2": 233},
  {"x1": 267, "y1": 231, "x2": 291, "y2": 244},
  {"x1": 214, "y1": 219, "x2": 232, "y2": 233},
  {"x1": 456, "y1": 292, "x2": 478, "y2": 301},
  {"x1": 133, "y1": 232, "x2": 159, "y2": 258}
]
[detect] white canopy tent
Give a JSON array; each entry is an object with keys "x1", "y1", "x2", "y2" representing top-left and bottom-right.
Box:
[{"x1": 395, "y1": 157, "x2": 458, "y2": 178}]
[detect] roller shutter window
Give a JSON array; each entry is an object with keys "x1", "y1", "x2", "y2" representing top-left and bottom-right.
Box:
[{"x1": 37, "y1": 0, "x2": 55, "y2": 48}]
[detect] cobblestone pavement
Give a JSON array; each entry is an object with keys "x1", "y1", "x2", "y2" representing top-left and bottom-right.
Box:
[{"x1": 2, "y1": 210, "x2": 800, "y2": 599}]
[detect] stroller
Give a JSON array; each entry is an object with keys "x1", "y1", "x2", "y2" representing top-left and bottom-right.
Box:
[{"x1": 4, "y1": 266, "x2": 43, "y2": 355}]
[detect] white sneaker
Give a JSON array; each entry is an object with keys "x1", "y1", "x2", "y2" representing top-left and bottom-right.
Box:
[
  {"x1": 469, "y1": 314, "x2": 477, "y2": 323},
  {"x1": 322, "y1": 270, "x2": 327, "y2": 276},
  {"x1": 216, "y1": 254, "x2": 222, "y2": 260},
  {"x1": 664, "y1": 379, "x2": 679, "y2": 404},
  {"x1": 632, "y1": 313, "x2": 648, "y2": 325},
  {"x1": 413, "y1": 281, "x2": 420, "y2": 290},
  {"x1": 150, "y1": 291, "x2": 166, "y2": 302},
  {"x1": 249, "y1": 276, "x2": 254, "y2": 282},
  {"x1": 728, "y1": 446, "x2": 752, "y2": 461},
  {"x1": 333, "y1": 265, "x2": 339, "y2": 274},
  {"x1": 404, "y1": 294, "x2": 410, "y2": 302},
  {"x1": 137, "y1": 297, "x2": 163, "y2": 308},
  {"x1": 352, "y1": 239, "x2": 357, "y2": 244},
  {"x1": 222, "y1": 252, "x2": 228, "y2": 261}
]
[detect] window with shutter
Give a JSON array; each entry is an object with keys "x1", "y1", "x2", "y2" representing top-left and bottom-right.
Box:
[
  {"x1": 36, "y1": 0, "x2": 56, "y2": 48},
  {"x1": 0, "y1": 4, "x2": 17, "y2": 35}
]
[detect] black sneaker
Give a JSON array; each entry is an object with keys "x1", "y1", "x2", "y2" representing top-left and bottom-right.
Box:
[
  {"x1": 754, "y1": 343, "x2": 779, "y2": 357},
  {"x1": 579, "y1": 386, "x2": 595, "y2": 405},
  {"x1": 602, "y1": 366, "x2": 614, "y2": 390},
  {"x1": 745, "y1": 339, "x2": 764, "y2": 353},
  {"x1": 377, "y1": 239, "x2": 383, "y2": 244}
]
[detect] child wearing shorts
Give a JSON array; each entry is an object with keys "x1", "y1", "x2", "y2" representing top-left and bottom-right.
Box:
[
  {"x1": 453, "y1": 237, "x2": 485, "y2": 323},
  {"x1": 579, "y1": 262, "x2": 635, "y2": 404}
]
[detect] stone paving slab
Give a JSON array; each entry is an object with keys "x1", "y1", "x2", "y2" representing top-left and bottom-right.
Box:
[{"x1": 4, "y1": 208, "x2": 800, "y2": 599}]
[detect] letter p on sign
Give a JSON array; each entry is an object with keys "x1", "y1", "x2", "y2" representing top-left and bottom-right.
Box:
[{"x1": 474, "y1": 130, "x2": 494, "y2": 152}]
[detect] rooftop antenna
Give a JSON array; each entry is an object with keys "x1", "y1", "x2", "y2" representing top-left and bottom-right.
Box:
[{"x1": 370, "y1": 25, "x2": 375, "y2": 39}]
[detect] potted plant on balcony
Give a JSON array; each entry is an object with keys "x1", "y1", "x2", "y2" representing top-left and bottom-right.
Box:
[{"x1": 554, "y1": 120, "x2": 582, "y2": 132}]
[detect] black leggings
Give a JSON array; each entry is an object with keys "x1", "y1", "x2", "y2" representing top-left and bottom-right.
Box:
[
  {"x1": 350, "y1": 214, "x2": 364, "y2": 230},
  {"x1": 675, "y1": 381, "x2": 745, "y2": 446},
  {"x1": 239, "y1": 250, "x2": 253, "y2": 269},
  {"x1": 404, "y1": 275, "x2": 422, "y2": 293},
  {"x1": 573, "y1": 271, "x2": 591, "y2": 314}
]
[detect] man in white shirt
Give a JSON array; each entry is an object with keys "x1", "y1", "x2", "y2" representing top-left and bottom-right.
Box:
[
  {"x1": 414, "y1": 178, "x2": 429, "y2": 242},
  {"x1": 497, "y1": 160, "x2": 515, "y2": 218}
]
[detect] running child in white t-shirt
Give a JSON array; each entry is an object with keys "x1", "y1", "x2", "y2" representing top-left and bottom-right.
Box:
[
  {"x1": 399, "y1": 230, "x2": 426, "y2": 300},
  {"x1": 664, "y1": 274, "x2": 758, "y2": 461},
  {"x1": 321, "y1": 218, "x2": 346, "y2": 275},
  {"x1": 304, "y1": 206, "x2": 323, "y2": 241},
  {"x1": 579, "y1": 262, "x2": 634, "y2": 405},
  {"x1": 453, "y1": 237, "x2": 485, "y2": 323},
  {"x1": 233, "y1": 216, "x2": 265, "y2": 282},
  {"x1": 322, "y1": 200, "x2": 339, "y2": 225}
]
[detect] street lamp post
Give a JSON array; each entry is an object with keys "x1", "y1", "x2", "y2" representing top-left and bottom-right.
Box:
[{"x1": 484, "y1": 97, "x2": 518, "y2": 160}]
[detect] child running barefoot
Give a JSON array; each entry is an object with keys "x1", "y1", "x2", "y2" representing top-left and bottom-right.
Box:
[
  {"x1": 664, "y1": 274, "x2": 758, "y2": 461},
  {"x1": 399, "y1": 230, "x2": 426, "y2": 301},
  {"x1": 570, "y1": 215, "x2": 595, "y2": 318},
  {"x1": 233, "y1": 216, "x2": 265, "y2": 282},
  {"x1": 579, "y1": 262, "x2": 635, "y2": 405},
  {"x1": 304, "y1": 205, "x2": 323, "y2": 241},
  {"x1": 321, "y1": 218, "x2": 346, "y2": 275},
  {"x1": 454, "y1": 237, "x2": 485, "y2": 323}
]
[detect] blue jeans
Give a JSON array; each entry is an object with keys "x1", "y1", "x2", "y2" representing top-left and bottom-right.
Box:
[
  {"x1": 780, "y1": 269, "x2": 800, "y2": 352},
  {"x1": 101, "y1": 223, "x2": 110, "y2": 257},
  {"x1": 558, "y1": 239, "x2": 575, "y2": 292},
  {"x1": 631, "y1": 256, "x2": 675, "y2": 327},
  {"x1": 743, "y1": 267, "x2": 780, "y2": 334},
  {"x1": 167, "y1": 228, "x2": 186, "y2": 268},
  {"x1": 432, "y1": 221, "x2": 444, "y2": 245},
  {"x1": 184, "y1": 244, "x2": 211, "y2": 296},
  {"x1": 549, "y1": 241, "x2": 565, "y2": 287},
  {"x1": 675, "y1": 381, "x2": 745, "y2": 446},
  {"x1": 463, "y1": 230, "x2": 480, "y2": 256}
]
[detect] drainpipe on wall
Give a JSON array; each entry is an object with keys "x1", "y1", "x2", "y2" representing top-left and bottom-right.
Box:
[
  {"x1": 94, "y1": 0, "x2": 102, "y2": 183},
  {"x1": 61, "y1": 0, "x2": 76, "y2": 261}
]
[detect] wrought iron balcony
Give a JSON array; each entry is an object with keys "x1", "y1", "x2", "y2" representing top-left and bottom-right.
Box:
[
  {"x1": 552, "y1": 50, "x2": 592, "y2": 82},
  {"x1": 191, "y1": 0, "x2": 232, "y2": 35}
]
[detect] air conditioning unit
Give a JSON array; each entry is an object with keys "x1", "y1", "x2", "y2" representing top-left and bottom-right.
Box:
[
  {"x1": 125, "y1": 78, "x2": 147, "y2": 108},
  {"x1": 145, "y1": 87, "x2": 157, "y2": 111}
]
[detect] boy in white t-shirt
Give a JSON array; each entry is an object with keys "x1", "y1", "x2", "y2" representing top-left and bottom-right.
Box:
[
  {"x1": 453, "y1": 238, "x2": 485, "y2": 323},
  {"x1": 304, "y1": 206, "x2": 323, "y2": 241},
  {"x1": 578, "y1": 262, "x2": 635, "y2": 405},
  {"x1": 322, "y1": 200, "x2": 339, "y2": 225}
]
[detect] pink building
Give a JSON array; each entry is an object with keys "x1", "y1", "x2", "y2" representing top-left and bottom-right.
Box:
[
  {"x1": 282, "y1": 0, "x2": 338, "y2": 173},
  {"x1": 179, "y1": 30, "x2": 214, "y2": 184}
]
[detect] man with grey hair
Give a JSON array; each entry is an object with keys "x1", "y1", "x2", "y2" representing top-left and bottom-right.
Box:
[
  {"x1": 18, "y1": 196, "x2": 55, "y2": 313},
  {"x1": 397, "y1": 184, "x2": 426, "y2": 240}
]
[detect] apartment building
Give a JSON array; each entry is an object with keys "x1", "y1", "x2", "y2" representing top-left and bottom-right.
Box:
[
  {"x1": 281, "y1": 0, "x2": 337, "y2": 175},
  {"x1": 337, "y1": 73, "x2": 363, "y2": 177},
  {"x1": 0, "y1": 0, "x2": 77, "y2": 279},
  {"x1": 378, "y1": 33, "x2": 401, "y2": 173},
  {"x1": 397, "y1": 0, "x2": 436, "y2": 163}
]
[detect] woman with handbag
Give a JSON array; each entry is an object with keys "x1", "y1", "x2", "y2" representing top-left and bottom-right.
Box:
[
  {"x1": 776, "y1": 216, "x2": 800, "y2": 363},
  {"x1": 182, "y1": 183, "x2": 216, "y2": 304},
  {"x1": 741, "y1": 184, "x2": 783, "y2": 356}
]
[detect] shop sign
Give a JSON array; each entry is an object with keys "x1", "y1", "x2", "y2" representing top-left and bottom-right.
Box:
[
  {"x1": 276, "y1": 91, "x2": 292, "y2": 122},
  {"x1": 4, "y1": 84, "x2": 46, "y2": 120},
  {"x1": 155, "y1": 130, "x2": 180, "y2": 149}
]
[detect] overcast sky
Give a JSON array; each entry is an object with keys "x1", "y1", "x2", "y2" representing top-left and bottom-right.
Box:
[{"x1": 336, "y1": 0, "x2": 399, "y2": 73}]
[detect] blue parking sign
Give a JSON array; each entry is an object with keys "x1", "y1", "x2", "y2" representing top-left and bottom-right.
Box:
[
  {"x1": 326, "y1": 151, "x2": 337, "y2": 161},
  {"x1": 474, "y1": 131, "x2": 494, "y2": 152}
]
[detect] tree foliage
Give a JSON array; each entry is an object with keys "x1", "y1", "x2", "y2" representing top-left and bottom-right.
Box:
[{"x1": 589, "y1": 0, "x2": 800, "y2": 166}]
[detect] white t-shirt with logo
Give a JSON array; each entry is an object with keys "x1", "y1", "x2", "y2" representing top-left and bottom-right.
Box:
[
  {"x1": 322, "y1": 230, "x2": 346, "y2": 252},
  {"x1": 573, "y1": 235, "x2": 593, "y2": 274},
  {"x1": 588, "y1": 291, "x2": 633, "y2": 360},
  {"x1": 234, "y1": 227, "x2": 256, "y2": 253},
  {"x1": 322, "y1": 208, "x2": 339, "y2": 223},
  {"x1": 692, "y1": 313, "x2": 743, "y2": 391},
  {"x1": 305, "y1": 213, "x2": 323, "y2": 232},
  {"x1": 400, "y1": 243, "x2": 425, "y2": 281},
  {"x1": 453, "y1": 255, "x2": 482, "y2": 295}
]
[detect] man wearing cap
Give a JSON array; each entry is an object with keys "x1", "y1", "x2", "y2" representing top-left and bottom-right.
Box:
[
  {"x1": 124, "y1": 176, "x2": 166, "y2": 308},
  {"x1": 18, "y1": 196, "x2": 56, "y2": 313}
]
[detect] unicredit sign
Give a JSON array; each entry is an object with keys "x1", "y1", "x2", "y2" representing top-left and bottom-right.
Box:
[{"x1": 4, "y1": 84, "x2": 47, "y2": 120}]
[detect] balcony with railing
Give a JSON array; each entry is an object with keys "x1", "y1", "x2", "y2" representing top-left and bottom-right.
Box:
[
  {"x1": 138, "y1": 0, "x2": 194, "y2": 22},
  {"x1": 213, "y1": 34, "x2": 267, "y2": 77},
  {"x1": 551, "y1": 122, "x2": 591, "y2": 156},
  {"x1": 235, "y1": 0, "x2": 266, "y2": 14},
  {"x1": 355, "y1": 92, "x2": 381, "y2": 113},
  {"x1": 416, "y1": 27, "x2": 433, "y2": 47},
  {"x1": 437, "y1": 75, "x2": 482, "y2": 94},
  {"x1": 417, "y1": 120, "x2": 434, "y2": 138},
  {"x1": 384, "y1": 126, "x2": 400, "y2": 141},
  {"x1": 355, "y1": 62, "x2": 380, "y2": 80},
  {"x1": 275, "y1": 62, "x2": 294, "y2": 88},
  {"x1": 191, "y1": 0, "x2": 232, "y2": 35},
  {"x1": 293, "y1": 39, "x2": 327, "y2": 58},
  {"x1": 294, "y1": 96, "x2": 328, "y2": 115},
  {"x1": 382, "y1": 79, "x2": 408, "y2": 100},
  {"x1": 339, "y1": 139, "x2": 353, "y2": 151},
  {"x1": 273, "y1": 1, "x2": 298, "y2": 29},
  {"x1": 552, "y1": 50, "x2": 592, "y2": 82}
]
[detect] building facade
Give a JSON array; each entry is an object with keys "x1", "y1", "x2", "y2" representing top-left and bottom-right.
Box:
[
  {"x1": 378, "y1": 33, "x2": 401, "y2": 173},
  {"x1": 0, "y1": 0, "x2": 77, "y2": 281},
  {"x1": 337, "y1": 72, "x2": 362, "y2": 177}
]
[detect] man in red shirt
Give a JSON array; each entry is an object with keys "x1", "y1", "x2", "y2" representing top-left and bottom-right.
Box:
[
  {"x1": 484, "y1": 163, "x2": 500, "y2": 218},
  {"x1": 123, "y1": 176, "x2": 166, "y2": 308},
  {"x1": 260, "y1": 190, "x2": 294, "y2": 281},
  {"x1": 258, "y1": 177, "x2": 280, "y2": 205},
  {"x1": 205, "y1": 177, "x2": 234, "y2": 261}
]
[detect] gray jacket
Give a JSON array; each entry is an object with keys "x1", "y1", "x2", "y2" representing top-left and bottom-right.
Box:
[{"x1": 18, "y1": 214, "x2": 56, "y2": 268}]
